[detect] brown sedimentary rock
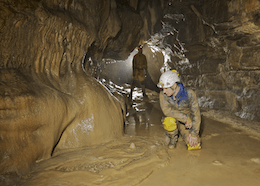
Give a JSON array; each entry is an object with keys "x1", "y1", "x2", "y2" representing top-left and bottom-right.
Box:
[
  {"x1": 0, "y1": 69, "x2": 78, "y2": 175},
  {"x1": 103, "y1": 4, "x2": 143, "y2": 60},
  {"x1": 0, "y1": 0, "x2": 141, "y2": 177},
  {"x1": 156, "y1": 0, "x2": 260, "y2": 121}
]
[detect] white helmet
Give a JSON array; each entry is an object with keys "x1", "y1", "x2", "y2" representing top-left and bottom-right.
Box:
[{"x1": 157, "y1": 70, "x2": 180, "y2": 88}]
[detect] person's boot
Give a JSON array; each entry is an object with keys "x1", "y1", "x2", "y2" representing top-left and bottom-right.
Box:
[{"x1": 168, "y1": 135, "x2": 178, "y2": 149}]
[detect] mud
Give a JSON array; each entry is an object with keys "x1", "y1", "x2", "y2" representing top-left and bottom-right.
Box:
[
  {"x1": 3, "y1": 88, "x2": 260, "y2": 186},
  {"x1": 18, "y1": 135, "x2": 169, "y2": 186}
]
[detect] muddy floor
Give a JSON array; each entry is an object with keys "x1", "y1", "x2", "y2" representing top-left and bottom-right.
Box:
[{"x1": 9, "y1": 89, "x2": 260, "y2": 186}]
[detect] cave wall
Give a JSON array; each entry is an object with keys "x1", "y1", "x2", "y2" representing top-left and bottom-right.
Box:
[
  {"x1": 103, "y1": 2, "x2": 143, "y2": 59},
  {"x1": 139, "y1": 0, "x2": 260, "y2": 121},
  {"x1": 182, "y1": 0, "x2": 260, "y2": 121},
  {"x1": 0, "y1": 0, "x2": 142, "y2": 177}
]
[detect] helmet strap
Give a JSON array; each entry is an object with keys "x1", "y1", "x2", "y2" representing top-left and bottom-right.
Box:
[{"x1": 170, "y1": 83, "x2": 179, "y2": 96}]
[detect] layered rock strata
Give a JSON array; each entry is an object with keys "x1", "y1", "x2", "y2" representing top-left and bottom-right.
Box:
[{"x1": 0, "y1": 0, "x2": 142, "y2": 177}]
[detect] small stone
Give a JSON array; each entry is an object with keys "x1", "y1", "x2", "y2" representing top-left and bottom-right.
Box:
[
  {"x1": 212, "y1": 160, "x2": 223, "y2": 165},
  {"x1": 129, "y1": 142, "x2": 136, "y2": 149},
  {"x1": 251, "y1": 158, "x2": 260, "y2": 164}
]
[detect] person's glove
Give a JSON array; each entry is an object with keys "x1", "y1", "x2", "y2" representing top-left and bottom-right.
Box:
[
  {"x1": 187, "y1": 134, "x2": 198, "y2": 147},
  {"x1": 185, "y1": 117, "x2": 192, "y2": 129}
]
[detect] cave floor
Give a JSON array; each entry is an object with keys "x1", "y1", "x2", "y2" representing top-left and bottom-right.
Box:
[
  {"x1": 16, "y1": 89, "x2": 260, "y2": 186},
  {"x1": 126, "y1": 89, "x2": 260, "y2": 186}
]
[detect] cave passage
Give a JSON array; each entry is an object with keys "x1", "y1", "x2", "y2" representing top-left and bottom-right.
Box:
[{"x1": 1, "y1": 0, "x2": 260, "y2": 185}]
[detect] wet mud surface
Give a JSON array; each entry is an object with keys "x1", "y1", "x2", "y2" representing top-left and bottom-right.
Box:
[
  {"x1": 18, "y1": 135, "x2": 169, "y2": 186},
  {"x1": 3, "y1": 89, "x2": 260, "y2": 186}
]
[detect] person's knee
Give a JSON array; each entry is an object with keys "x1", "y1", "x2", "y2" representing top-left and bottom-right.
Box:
[{"x1": 163, "y1": 117, "x2": 178, "y2": 132}]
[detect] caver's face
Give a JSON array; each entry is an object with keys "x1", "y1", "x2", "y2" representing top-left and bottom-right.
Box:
[{"x1": 163, "y1": 83, "x2": 177, "y2": 97}]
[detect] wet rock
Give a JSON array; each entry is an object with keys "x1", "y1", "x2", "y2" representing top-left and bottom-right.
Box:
[
  {"x1": 212, "y1": 160, "x2": 223, "y2": 166},
  {"x1": 251, "y1": 158, "x2": 260, "y2": 164},
  {"x1": 163, "y1": 0, "x2": 260, "y2": 122},
  {"x1": 0, "y1": 67, "x2": 124, "y2": 177},
  {"x1": 103, "y1": 3, "x2": 143, "y2": 60},
  {"x1": 0, "y1": 0, "x2": 136, "y2": 178},
  {"x1": 129, "y1": 142, "x2": 136, "y2": 149}
]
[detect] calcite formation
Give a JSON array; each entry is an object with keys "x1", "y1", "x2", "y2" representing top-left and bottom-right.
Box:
[{"x1": 0, "y1": 0, "x2": 142, "y2": 178}]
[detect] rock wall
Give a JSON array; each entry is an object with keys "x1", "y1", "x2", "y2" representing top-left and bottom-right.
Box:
[
  {"x1": 0, "y1": 0, "x2": 141, "y2": 177},
  {"x1": 144, "y1": 0, "x2": 260, "y2": 122}
]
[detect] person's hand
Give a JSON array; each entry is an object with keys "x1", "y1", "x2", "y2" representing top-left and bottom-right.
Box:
[
  {"x1": 187, "y1": 134, "x2": 198, "y2": 147},
  {"x1": 185, "y1": 117, "x2": 192, "y2": 129},
  {"x1": 185, "y1": 121, "x2": 192, "y2": 129}
]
